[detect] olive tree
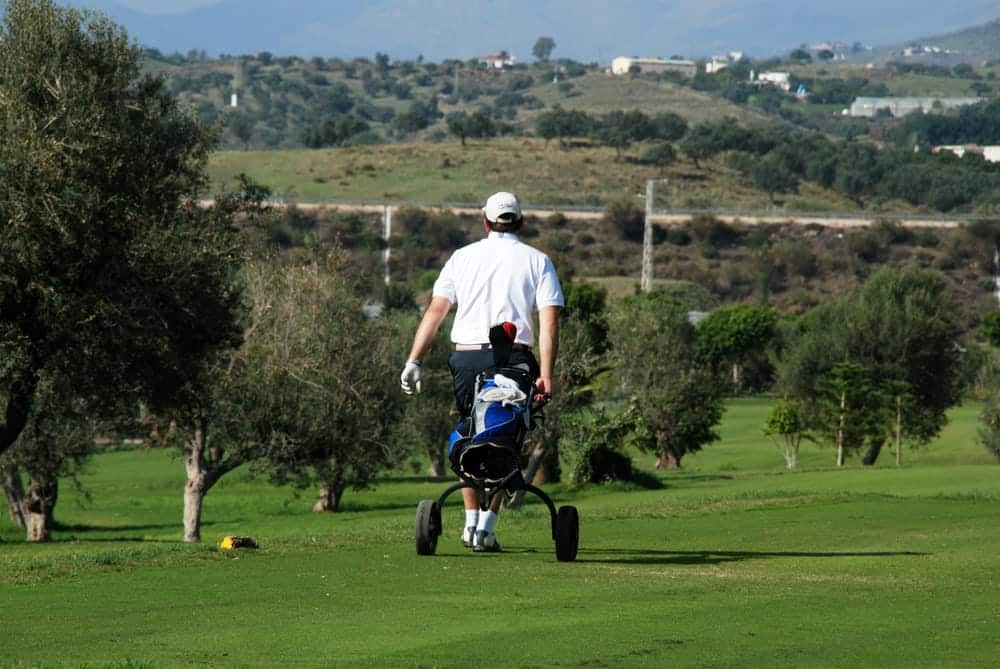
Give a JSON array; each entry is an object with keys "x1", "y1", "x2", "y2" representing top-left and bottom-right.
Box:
[
  {"x1": 977, "y1": 392, "x2": 1000, "y2": 462},
  {"x1": 3, "y1": 372, "x2": 96, "y2": 541},
  {"x1": 696, "y1": 304, "x2": 778, "y2": 394},
  {"x1": 517, "y1": 282, "x2": 611, "y2": 494},
  {"x1": 247, "y1": 253, "x2": 403, "y2": 512},
  {"x1": 763, "y1": 399, "x2": 810, "y2": 469},
  {"x1": 608, "y1": 291, "x2": 726, "y2": 468},
  {"x1": 775, "y1": 267, "x2": 964, "y2": 465},
  {"x1": 154, "y1": 250, "x2": 399, "y2": 541},
  {"x1": 386, "y1": 310, "x2": 456, "y2": 477},
  {"x1": 532, "y1": 37, "x2": 556, "y2": 61},
  {"x1": 0, "y1": 0, "x2": 243, "y2": 466}
]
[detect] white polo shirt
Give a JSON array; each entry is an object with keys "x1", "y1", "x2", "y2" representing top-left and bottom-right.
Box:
[{"x1": 432, "y1": 231, "x2": 564, "y2": 347}]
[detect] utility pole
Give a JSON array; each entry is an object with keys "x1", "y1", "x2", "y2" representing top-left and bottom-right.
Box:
[
  {"x1": 383, "y1": 205, "x2": 392, "y2": 286},
  {"x1": 641, "y1": 179, "x2": 656, "y2": 292},
  {"x1": 994, "y1": 246, "x2": 1000, "y2": 307},
  {"x1": 895, "y1": 395, "x2": 902, "y2": 466}
]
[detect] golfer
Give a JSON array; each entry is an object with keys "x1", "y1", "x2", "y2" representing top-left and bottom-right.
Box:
[{"x1": 400, "y1": 191, "x2": 564, "y2": 552}]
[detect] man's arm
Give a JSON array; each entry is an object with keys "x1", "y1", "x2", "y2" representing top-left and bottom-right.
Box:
[
  {"x1": 407, "y1": 296, "x2": 453, "y2": 362},
  {"x1": 535, "y1": 305, "x2": 560, "y2": 398}
]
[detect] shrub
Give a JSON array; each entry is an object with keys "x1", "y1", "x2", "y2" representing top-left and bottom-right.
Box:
[
  {"x1": 910, "y1": 228, "x2": 941, "y2": 247},
  {"x1": 392, "y1": 206, "x2": 468, "y2": 251},
  {"x1": 774, "y1": 240, "x2": 819, "y2": 278},
  {"x1": 981, "y1": 309, "x2": 1000, "y2": 346},
  {"x1": 846, "y1": 228, "x2": 889, "y2": 262},
  {"x1": 602, "y1": 198, "x2": 644, "y2": 243},
  {"x1": 572, "y1": 445, "x2": 633, "y2": 484},
  {"x1": 415, "y1": 270, "x2": 438, "y2": 292},
  {"x1": 977, "y1": 394, "x2": 1000, "y2": 462},
  {"x1": 688, "y1": 214, "x2": 742, "y2": 247},
  {"x1": 699, "y1": 241, "x2": 719, "y2": 259},
  {"x1": 727, "y1": 150, "x2": 756, "y2": 176},
  {"x1": 544, "y1": 232, "x2": 573, "y2": 253},
  {"x1": 871, "y1": 219, "x2": 912, "y2": 245},
  {"x1": 664, "y1": 227, "x2": 691, "y2": 246},
  {"x1": 744, "y1": 228, "x2": 771, "y2": 249},
  {"x1": 639, "y1": 142, "x2": 676, "y2": 168},
  {"x1": 563, "y1": 409, "x2": 644, "y2": 485},
  {"x1": 324, "y1": 211, "x2": 383, "y2": 250},
  {"x1": 283, "y1": 205, "x2": 317, "y2": 232},
  {"x1": 545, "y1": 212, "x2": 569, "y2": 228},
  {"x1": 383, "y1": 284, "x2": 416, "y2": 312},
  {"x1": 964, "y1": 219, "x2": 1000, "y2": 244}
]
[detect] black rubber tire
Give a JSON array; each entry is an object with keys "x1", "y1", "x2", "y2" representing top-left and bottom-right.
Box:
[
  {"x1": 554, "y1": 505, "x2": 579, "y2": 562},
  {"x1": 415, "y1": 500, "x2": 440, "y2": 556}
]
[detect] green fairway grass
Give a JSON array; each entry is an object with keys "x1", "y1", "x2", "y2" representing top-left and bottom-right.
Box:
[{"x1": 2, "y1": 400, "x2": 998, "y2": 668}]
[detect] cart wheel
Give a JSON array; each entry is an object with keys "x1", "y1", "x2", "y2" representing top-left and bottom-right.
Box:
[
  {"x1": 415, "y1": 499, "x2": 441, "y2": 556},
  {"x1": 554, "y1": 505, "x2": 579, "y2": 562}
]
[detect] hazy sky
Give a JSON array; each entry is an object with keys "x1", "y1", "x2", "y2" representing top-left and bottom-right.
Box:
[
  {"x1": 115, "y1": 0, "x2": 216, "y2": 13},
  {"x1": 67, "y1": 1, "x2": 1000, "y2": 61}
]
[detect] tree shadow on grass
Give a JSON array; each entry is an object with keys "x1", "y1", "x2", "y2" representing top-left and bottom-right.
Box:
[
  {"x1": 573, "y1": 547, "x2": 929, "y2": 566},
  {"x1": 54, "y1": 522, "x2": 179, "y2": 532},
  {"x1": 45, "y1": 520, "x2": 243, "y2": 543},
  {"x1": 375, "y1": 475, "x2": 456, "y2": 484}
]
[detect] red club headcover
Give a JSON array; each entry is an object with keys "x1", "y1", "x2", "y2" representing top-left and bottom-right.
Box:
[{"x1": 501, "y1": 321, "x2": 517, "y2": 342}]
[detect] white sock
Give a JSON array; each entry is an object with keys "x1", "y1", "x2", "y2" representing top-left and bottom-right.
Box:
[
  {"x1": 465, "y1": 509, "x2": 479, "y2": 529},
  {"x1": 477, "y1": 510, "x2": 498, "y2": 534}
]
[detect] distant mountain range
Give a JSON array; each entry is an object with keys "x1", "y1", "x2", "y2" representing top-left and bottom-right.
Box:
[
  {"x1": 864, "y1": 18, "x2": 1000, "y2": 65},
  {"x1": 61, "y1": 1, "x2": 1000, "y2": 64}
]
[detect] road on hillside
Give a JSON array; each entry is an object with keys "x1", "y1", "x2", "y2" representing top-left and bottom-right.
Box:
[{"x1": 203, "y1": 200, "x2": 966, "y2": 229}]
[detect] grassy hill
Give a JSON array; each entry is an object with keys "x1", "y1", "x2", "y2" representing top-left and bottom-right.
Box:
[
  {"x1": 519, "y1": 71, "x2": 776, "y2": 125},
  {"x1": 207, "y1": 138, "x2": 881, "y2": 211},
  {"x1": 151, "y1": 53, "x2": 778, "y2": 151}
]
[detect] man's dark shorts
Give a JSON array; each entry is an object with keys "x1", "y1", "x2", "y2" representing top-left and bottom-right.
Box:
[{"x1": 448, "y1": 349, "x2": 540, "y2": 417}]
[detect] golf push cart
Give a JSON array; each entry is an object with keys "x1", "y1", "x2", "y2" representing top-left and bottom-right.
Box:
[{"x1": 414, "y1": 323, "x2": 579, "y2": 561}]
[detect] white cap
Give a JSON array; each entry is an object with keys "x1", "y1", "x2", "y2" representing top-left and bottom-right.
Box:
[{"x1": 482, "y1": 191, "x2": 522, "y2": 223}]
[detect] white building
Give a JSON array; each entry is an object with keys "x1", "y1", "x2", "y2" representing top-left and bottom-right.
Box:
[
  {"x1": 706, "y1": 57, "x2": 729, "y2": 74},
  {"x1": 611, "y1": 56, "x2": 697, "y2": 78},
  {"x1": 932, "y1": 145, "x2": 1000, "y2": 162},
  {"x1": 848, "y1": 96, "x2": 983, "y2": 118},
  {"x1": 756, "y1": 72, "x2": 791, "y2": 91},
  {"x1": 478, "y1": 52, "x2": 515, "y2": 69}
]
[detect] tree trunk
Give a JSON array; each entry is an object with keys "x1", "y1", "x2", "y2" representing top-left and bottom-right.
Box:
[
  {"x1": 655, "y1": 447, "x2": 682, "y2": 469},
  {"x1": 183, "y1": 476, "x2": 207, "y2": 543},
  {"x1": 183, "y1": 421, "x2": 217, "y2": 543},
  {"x1": 24, "y1": 475, "x2": 58, "y2": 542},
  {"x1": 895, "y1": 395, "x2": 902, "y2": 467},
  {"x1": 507, "y1": 428, "x2": 560, "y2": 510},
  {"x1": 2, "y1": 462, "x2": 26, "y2": 529},
  {"x1": 836, "y1": 391, "x2": 846, "y2": 467},
  {"x1": 426, "y1": 446, "x2": 446, "y2": 478},
  {"x1": 507, "y1": 440, "x2": 544, "y2": 510},
  {"x1": 312, "y1": 479, "x2": 346, "y2": 512},
  {"x1": 536, "y1": 443, "x2": 561, "y2": 485},
  {"x1": 526, "y1": 426, "x2": 562, "y2": 486},
  {"x1": 312, "y1": 463, "x2": 346, "y2": 513},
  {"x1": 784, "y1": 445, "x2": 799, "y2": 470},
  {"x1": 861, "y1": 438, "x2": 883, "y2": 466}
]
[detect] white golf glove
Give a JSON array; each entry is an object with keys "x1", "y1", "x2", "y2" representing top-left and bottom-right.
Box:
[{"x1": 400, "y1": 360, "x2": 422, "y2": 394}]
